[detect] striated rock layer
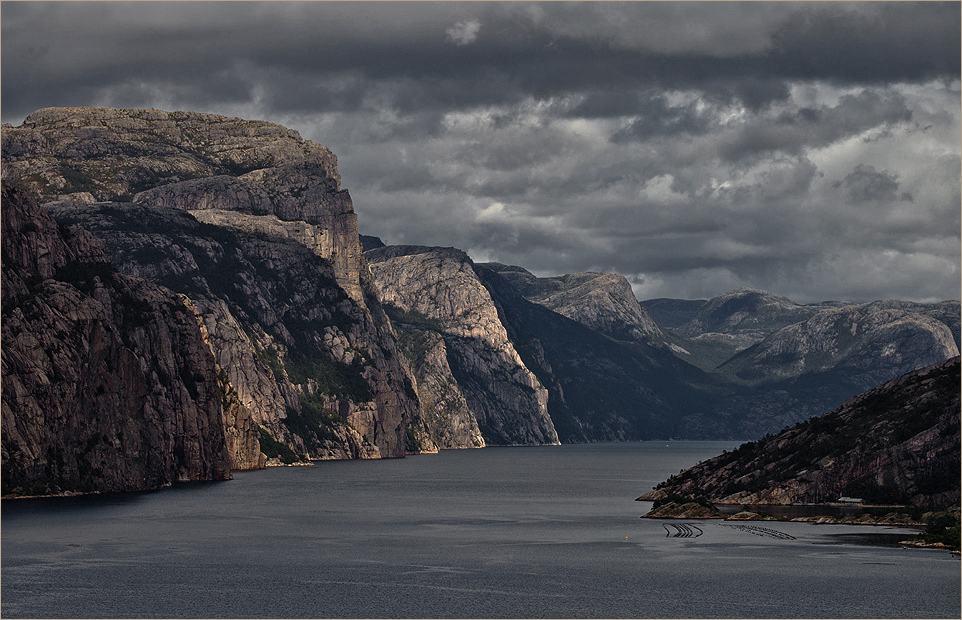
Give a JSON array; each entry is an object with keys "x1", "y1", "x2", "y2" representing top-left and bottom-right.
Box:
[
  {"x1": 47, "y1": 201, "x2": 418, "y2": 461},
  {"x1": 639, "y1": 356, "x2": 961, "y2": 508},
  {"x1": 395, "y1": 330, "x2": 485, "y2": 450},
  {"x1": 366, "y1": 246, "x2": 558, "y2": 446},
  {"x1": 1, "y1": 181, "x2": 240, "y2": 496}
]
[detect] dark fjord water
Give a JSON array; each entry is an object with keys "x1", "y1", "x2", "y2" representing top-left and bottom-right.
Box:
[{"x1": 2, "y1": 441, "x2": 959, "y2": 619}]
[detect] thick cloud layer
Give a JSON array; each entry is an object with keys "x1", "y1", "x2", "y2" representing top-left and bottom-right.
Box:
[{"x1": 3, "y1": 1, "x2": 959, "y2": 302}]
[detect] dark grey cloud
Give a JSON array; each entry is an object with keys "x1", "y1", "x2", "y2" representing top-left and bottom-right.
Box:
[
  {"x1": 4, "y1": 2, "x2": 958, "y2": 121},
  {"x1": 834, "y1": 165, "x2": 904, "y2": 204},
  {"x1": 2, "y1": 1, "x2": 959, "y2": 303},
  {"x1": 716, "y1": 89, "x2": 914, "y2": 162},
  {"x1": 769, "y1": 2, "x2": 962, "y2": 83}
]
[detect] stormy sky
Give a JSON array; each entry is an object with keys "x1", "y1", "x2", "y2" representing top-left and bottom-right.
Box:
[{"x1": 3, "y1": 2, "x2": 960, "y2": 303}]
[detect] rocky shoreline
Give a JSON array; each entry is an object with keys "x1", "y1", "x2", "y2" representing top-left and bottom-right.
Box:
[{"x1": 640, "y1": 500, "x2": 961, "y2": 552}]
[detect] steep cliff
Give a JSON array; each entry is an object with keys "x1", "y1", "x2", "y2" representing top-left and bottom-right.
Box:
[
  {"x1": 5, "y1": 106, "x2": 957, "y2": 458},
  {"x1": 640, "y1": 356, "x2": 961, "y2": 508},
  {"x1": 394, "y1": 330, "x2": 485, "y2": 450},
  {"x1": 4, "y1": 107, "x2": 423, "y2": 462},
  {"x1": 1, "y1": 181, "x2": 241, "y2": 496},
  {"x1": 48, "y1": 202, "x2": 417, "y2": 460},
  {"x1": 366, "y1": 246, "x2": 557, "y2": 446},
  {"x1": 474, "y1": 264, "x2": 723, "y2": 442}
]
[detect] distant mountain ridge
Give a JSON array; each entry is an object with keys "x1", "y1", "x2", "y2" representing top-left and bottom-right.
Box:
[
  {"x1": 481, "y1": 263, "x2": 664, "y2": 344},
  {"x1": 646, "y1": 288, "x2": 959, "y2": 365}
]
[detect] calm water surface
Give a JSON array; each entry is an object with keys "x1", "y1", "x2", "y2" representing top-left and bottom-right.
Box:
[{"x1": 2, "y1": 441, "x2": 959, "y2": 618}]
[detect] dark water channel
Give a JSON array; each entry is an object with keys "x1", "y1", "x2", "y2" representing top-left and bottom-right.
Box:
[{"x1": 2, "y1": 441, "x2": 959, "y2": 618}]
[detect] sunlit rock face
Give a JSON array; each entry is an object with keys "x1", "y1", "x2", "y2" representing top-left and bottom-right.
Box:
[
  {"x1": 367, "y1": 246, "x2": 558, "y2": 446},
  {"x1": 396, "y1": 330, "x2": 486, "y2": 450}
]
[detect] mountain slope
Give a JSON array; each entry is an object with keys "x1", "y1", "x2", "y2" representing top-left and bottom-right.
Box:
[
  {"x1": 640, "y1": 356, "x2": 961, "y2": 508},
  {"x1": 720, "y1": 303, "x2": 959, "y2": 386},
  {"x1": 671, "y1": 288, "x2": 838, "y2": 362}
]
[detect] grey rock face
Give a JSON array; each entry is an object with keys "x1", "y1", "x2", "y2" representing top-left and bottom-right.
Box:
[
  {"x1": 861, "y1": 299, "x2": 961, "y2": 350},
  {"x1": 367, "y1": 247, "x2": 558, "y2": 446},
  {"x1": 135, "y1": 169, "x2": 365, "y2": 303},
  {"x1": 179, "y1": 294, "x2": 265, "y2": 471},
  {"x1": 1, "y1": 181, "x2": 237, "y2": 496},
  {"x1": 719, "y1": 304, "x2": 960, "y2": 386},
  {"x1": 396, "y1": 331, "x2": 485, "y2": 450},
  {"x1": 483, "y1": 264, "x2": 663, "y2": 343}
]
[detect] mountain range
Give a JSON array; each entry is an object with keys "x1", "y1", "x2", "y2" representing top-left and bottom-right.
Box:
[{"x1": 2, "y1": 107, "x2": 958, "y2": 498}]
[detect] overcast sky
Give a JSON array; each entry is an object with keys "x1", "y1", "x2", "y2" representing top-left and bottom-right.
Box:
[{"x1": 3, "y1": 2, "x2": 960, "y2": 303}]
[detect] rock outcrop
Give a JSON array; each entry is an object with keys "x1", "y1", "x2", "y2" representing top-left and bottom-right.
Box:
[
  {"x1": 3, "y1": 107, "x2": 424, "y2": 466},
  {"x1": 394, "y1": 331, "x2": 485, "y2": 450},
  {"x1": 639, "y1": 356, "x2": 961, "y2": 508},
  {"x1": 641, "y1": 502, "x2": 724, "y2": 519},
  {"x1": 366, "y1": 246, "x2": 558, "y2": 446},
  {"x1": 1, "y1": 181, "x2": 239, "y2": 496},
  {"x1": 47, "y1": 201, "x2": 417, "y2": 461}
]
